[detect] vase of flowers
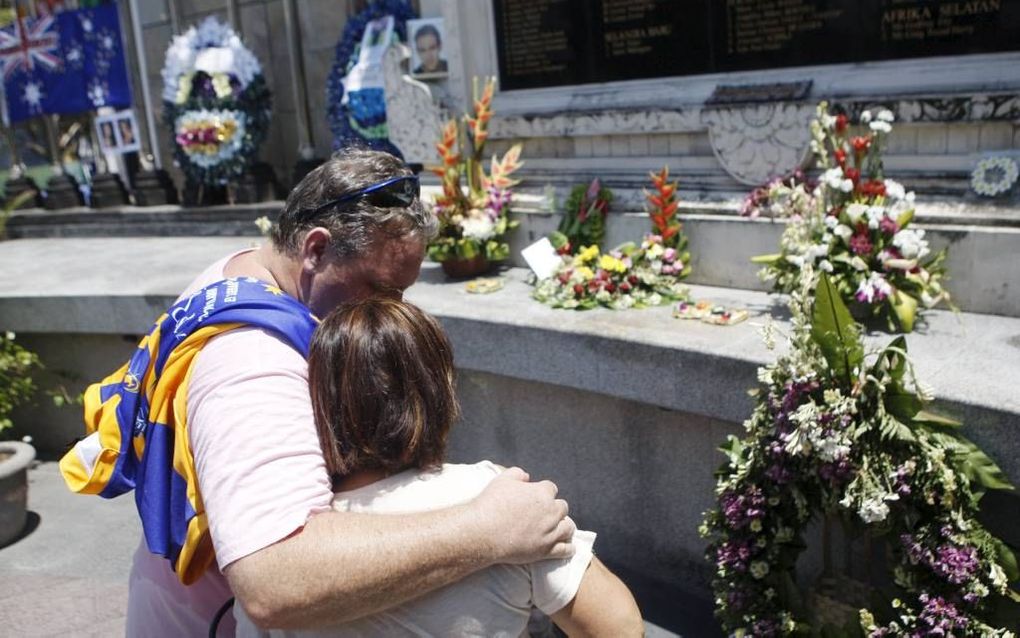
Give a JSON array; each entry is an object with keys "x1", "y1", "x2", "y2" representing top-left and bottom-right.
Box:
[
  {"x1": 701, "y1": 271, "x2": 1019, "y2": 636},
  {"x1": 748, "y1": 103, "x2": 951, "y2": 332},
  {"x1": 427, "y1": 77, "x2": 521, "y2": 278}
]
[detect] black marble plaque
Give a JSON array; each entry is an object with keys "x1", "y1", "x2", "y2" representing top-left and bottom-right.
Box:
[{"x1": 493, "y1": 0, "x2": 1020, "y2": 90}]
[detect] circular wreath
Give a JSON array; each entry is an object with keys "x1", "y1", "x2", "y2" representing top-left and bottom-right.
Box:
[
  {"x1": 702, "y1": 274, "x2": 1019, "y2": 636},
  {"x1": 971, "y1": 156, "x2": 1019, "y2": 198},
  {"x1": 325, "y1": 0, "x2": 415, "y2": 156},
  {"x1": 162, "y1": 17, "x2": 271, "y2": 187}
]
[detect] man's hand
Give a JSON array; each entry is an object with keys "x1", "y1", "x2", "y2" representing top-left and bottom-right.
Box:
[{"x1": 470, "y1": 467, "x2": 576, "y2": 565}]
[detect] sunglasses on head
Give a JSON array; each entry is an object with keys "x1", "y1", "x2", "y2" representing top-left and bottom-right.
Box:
[{"x1": 295, "y1": 175, "x2": 420, "y2": 223}]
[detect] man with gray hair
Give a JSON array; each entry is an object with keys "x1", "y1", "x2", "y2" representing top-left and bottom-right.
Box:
[{"x1": 120, "y1": 149, "x2": 574, "y2": 635}]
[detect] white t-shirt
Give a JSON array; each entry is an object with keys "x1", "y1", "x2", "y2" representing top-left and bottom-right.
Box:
[
  {"x1": 126, "y1": 249, "x2": 334, "y2": 637},
  {"x1": 235, "y1": 461, "x2": 596, "y2": 638}
]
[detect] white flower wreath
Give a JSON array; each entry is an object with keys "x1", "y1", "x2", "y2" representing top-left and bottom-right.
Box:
[
  {"x1": 161, "y1": 16, "x2": 262, "y2": 104},
  {"x1": 971, "y1": 156, "x2": 1019, "y2": 197}
]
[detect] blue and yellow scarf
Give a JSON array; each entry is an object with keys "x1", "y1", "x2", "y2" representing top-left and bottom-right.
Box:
[{"x1": 60, "y1": 278, "x2": 318, "y2": 584}]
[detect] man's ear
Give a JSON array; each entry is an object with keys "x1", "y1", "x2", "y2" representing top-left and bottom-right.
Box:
[{"x1": 299, "y1": 228, "x2": 333, "y2": 272}]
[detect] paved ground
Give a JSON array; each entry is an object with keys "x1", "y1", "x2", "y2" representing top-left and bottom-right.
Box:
[
  {"x1": 0, "y1": 461, "x2": 137, "y2": 636},
  {"x1": 0, "y1": 462, "x2": 703, "y2": 637}
]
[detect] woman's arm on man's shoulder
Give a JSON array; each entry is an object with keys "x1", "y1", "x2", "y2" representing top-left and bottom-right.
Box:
[{"x1": 550, "y1": 556, "x2": 644, "y2": 637}]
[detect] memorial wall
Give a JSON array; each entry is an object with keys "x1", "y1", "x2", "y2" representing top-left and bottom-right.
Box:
[{"x1": 494, "y1": 0, "x2": 1020, "y2": 90}]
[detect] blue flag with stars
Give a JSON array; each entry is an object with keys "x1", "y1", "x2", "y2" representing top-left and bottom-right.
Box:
[
  {"x1": 0, "y1": 4, "x2": 131, "y2": 123},
  {"x1": 75, "y1": 3, "x2": 132, "y2": 110}
]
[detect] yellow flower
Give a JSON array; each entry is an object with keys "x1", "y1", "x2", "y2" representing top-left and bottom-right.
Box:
[
  {"x1": 175, "y1": 72, "x2": 194, "y2": 105},
  {"x1": 599, "y1": 254, "x2": 627, "y2": 273},
  {"x1": 575, "y1": 266, "x2": 594, "y2": 281},
  {"x1": 576, "y1": 245, "x2": 599, "y2": 264},
  {"x1": 212, "y1": 73, "x2": 233, "y2": 99}
]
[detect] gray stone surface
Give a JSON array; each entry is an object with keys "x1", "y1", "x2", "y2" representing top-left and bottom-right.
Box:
[
  {"x1": 8, "y1": 201, "x2": 1020, "y2": 317},
  {"x1": 0, "y1": 236, "x2": 1015, "y2": 478},
  {"x1": 0, "y1": 462, "x2": 137, "y2": 637}
]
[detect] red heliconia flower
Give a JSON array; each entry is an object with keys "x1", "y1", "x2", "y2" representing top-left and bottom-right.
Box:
[
  {"x1": 851, "y1": 136, "x2": 871, "y2": 153},
  {"x1": 860, "y1": 180, "x2": 887, "y2": 198},
  {"x1": 835, "y1": 114, "x2": 849, "y2": 133}
]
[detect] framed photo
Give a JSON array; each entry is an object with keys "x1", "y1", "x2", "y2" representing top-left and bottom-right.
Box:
[
  {"x1": 95, "y1": 110, "x2": 140, "y2": 154},
  {"x1": 95, "y1": 114, "x2": 118, "y2": 153},
  {"x1": 407, "y1": 18, "x2": 448, "y2": 80},
  {"x1": 114, "y1": 111, "x2": 141, "y2": 153}
]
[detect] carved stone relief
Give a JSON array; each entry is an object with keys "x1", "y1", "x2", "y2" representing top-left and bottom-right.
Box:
[
  {"x1": 382, "y1": 45, "x2": 442, "y2": 165},
  {"x1": 834, "y1": 94, "x2": 1020, "y2": 124},
  {"x1": 701, "y1": 103, "x2": 814, "y2": 186}
]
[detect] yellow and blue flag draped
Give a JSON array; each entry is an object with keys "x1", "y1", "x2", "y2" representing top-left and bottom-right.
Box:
[{"x1": 59, "y1": 277, "x2": 318, "y2": 585}]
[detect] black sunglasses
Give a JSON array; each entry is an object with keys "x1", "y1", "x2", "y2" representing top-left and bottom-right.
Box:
[{"x1": 295, "y1": 175, "x2": 420, "y2": 223}]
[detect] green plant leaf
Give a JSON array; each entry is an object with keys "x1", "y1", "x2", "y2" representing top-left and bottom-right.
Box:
[
  {"x1": 912, "y1": 409, "x2": 961, "y2": 429},
  {"x1": 992, "y1": 537, "x2": 1020, "y2": 581},
  {"x1": 811, "y1": 273, "x2": 864, "y2": 386},
  {"x1": 879, "y1": 416, "x2": 916, "y2": 443},
  {"x1": 889, "y1": 289, "x2": 918, "y2": 333},
  {"x1": 751, "y1": 253, "x2": 783, "y2": 264}
]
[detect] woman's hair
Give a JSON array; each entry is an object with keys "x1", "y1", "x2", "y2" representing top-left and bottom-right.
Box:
[{"x1": 308, "y1": 297, "x2": 459, "y2": 480}]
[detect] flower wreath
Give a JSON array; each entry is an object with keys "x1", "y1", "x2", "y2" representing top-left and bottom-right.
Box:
[
  {"x1": 971, "y1": 156, "x2": 1019, "y2": 198},
  {"x1": 701, "y1": 272, "x2": 1020, "y2": 636},
  {"x1": 325, "y1": 0, "x2": 415, "y2": 155},
  {"x1": 162, "y1": 17, "x2": 271, "y2": 187}
]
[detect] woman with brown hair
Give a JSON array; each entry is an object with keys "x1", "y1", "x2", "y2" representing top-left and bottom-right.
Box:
[{"x1": 236, "y1": 297, "x2": 642, "y2": 636}]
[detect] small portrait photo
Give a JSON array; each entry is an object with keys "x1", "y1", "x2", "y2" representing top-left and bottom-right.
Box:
[
  {"x1": 95, "y1": 114, "x2": 118, "y2": 153},
  {"x1": 114, "y1": 111, "x2": 141, "y2": 153},
  {"x1": 408, "y1": 18, "x2": 448, "y2": 79}
]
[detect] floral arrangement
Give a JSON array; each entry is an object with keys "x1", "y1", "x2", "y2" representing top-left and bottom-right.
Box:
[
  {"x1": 427, "y1": 77, "x2": 522, "y2": 265},
  {"x1": 531, "y1": 166, "x2": 690, "y2": 310},
  {"x1": 748, "y1": 103, "x2": 950, "y2": 332},
  {"x1": 162, "y1": 17, "x2": 270, "y2": 187},
  {"x1": 325, "y1": 0, "x2": 414, "y2": 155},
  {"x1": 701, "y1": 271, "x2": 1020, "y2": 636},
  {"x1": 549, "y1": 178, "x2": 613, "y2": 255},
  {"x1": 971, "y1": 156, "x2": 1018, "y2": 198}
]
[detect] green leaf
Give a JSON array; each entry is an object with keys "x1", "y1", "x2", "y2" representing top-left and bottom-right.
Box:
[
  {"x1": 811, "y1": 273, "x2": 864, "y2": 386},
  {"x1": 963, "y1": 444, "x2": 1015, "y2": 491},
  {"x1": 751, "y1": 253, "x2": 782, "y2": 264},
  {"x1": 993, "y1": 538, "x2": 1020, "y2": 581},
  {"x1": 912, "y1": 409, "x2": 961, "y2": 429},
  {"x1": 879, "y1": 416, "x2": 916, "y2": 443},
  {"x1": 889, "y1": 289, "x2": 918, "y2": 333}
]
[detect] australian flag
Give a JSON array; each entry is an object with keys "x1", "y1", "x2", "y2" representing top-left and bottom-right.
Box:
[{"x1": 0, "y1": 3, "x2": 131, "y2": 123}]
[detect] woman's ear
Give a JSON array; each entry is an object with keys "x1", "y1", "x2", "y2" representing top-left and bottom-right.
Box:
[{"x1": 299, "y1": 227, "x2": 333, "y2": 271}]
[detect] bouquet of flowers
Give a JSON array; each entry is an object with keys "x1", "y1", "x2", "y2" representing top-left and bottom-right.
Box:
[
  {"x1": 749, "y1": 103, "x2": 950, "y2": 332},
  {"x1": 162, "y1": 17, "x2": 271, "y2": 187},
  {"x1": 701, "y1": 271, "x2": 1019, "y2": 636},
  {"x1": 549, "y1": 178, "x2": 613, "y2": 255},
  {"x1": 427, "y1": 77, "x2": 521, "y2": 266},
  {"x1": 532, "y1": 166, "x2": 690, "y2": 310}
]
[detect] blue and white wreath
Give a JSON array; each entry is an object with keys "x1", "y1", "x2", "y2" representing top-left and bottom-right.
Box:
[
  {"x1": 325, "y1": 0, "x2": 416, "y2": 156},
  {"x1": 162, "y1": 17, "x2": 271, "y2": 187}
]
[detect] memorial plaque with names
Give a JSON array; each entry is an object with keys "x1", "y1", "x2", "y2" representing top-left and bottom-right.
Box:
[{"x1": 494, "y1": 0, "x2": 1020, "y2": 91}]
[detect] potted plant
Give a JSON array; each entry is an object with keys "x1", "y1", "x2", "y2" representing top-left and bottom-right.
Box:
[
  {"x1": 0, "y1": 329, "x2": 39, "y2": 547},
  {"x1": 427, "y1": 77, "x2": 522, "y2": 279}
]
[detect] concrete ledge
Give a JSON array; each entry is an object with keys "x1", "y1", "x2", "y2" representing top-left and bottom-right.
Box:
[
  {"x1": 0, "y1": 236, "x2": 1016, "y2": 479},
  {"x1": 8, "y1": 199, "x2": 1020, "y2": 317}
]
